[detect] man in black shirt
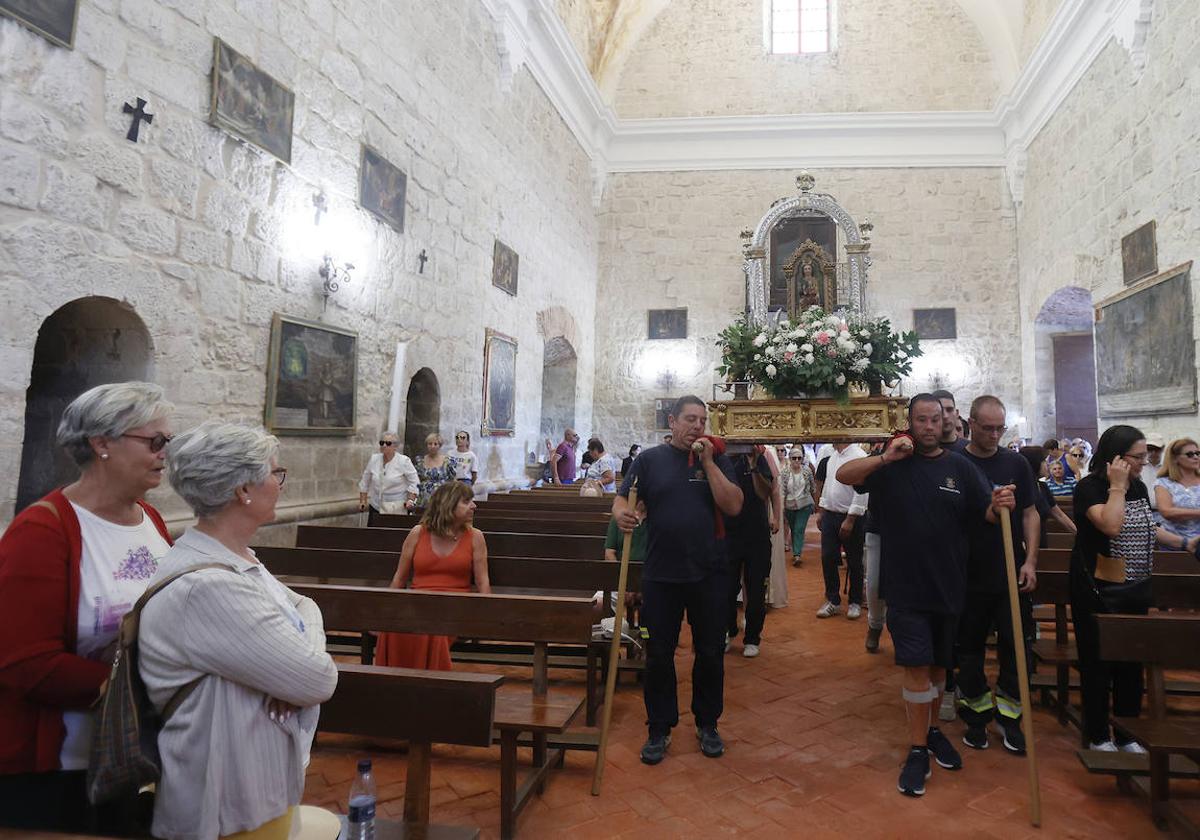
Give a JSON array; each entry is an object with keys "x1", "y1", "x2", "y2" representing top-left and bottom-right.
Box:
[
  {"x1": 932, "y1": 389, "x2": 968, "y2": 454},
  {"x1": 725, "y1": 448, "x2": 775, "y2": 658},
  {"x1": 956, "y1": 396, "x2": 1040, "y2": 754},
  {"x1": 837, "y1": 394, "x2": 1014, "y2": 798},
  {"x1": 615, "y1": 396, "x2": 743, "y2": 765}
]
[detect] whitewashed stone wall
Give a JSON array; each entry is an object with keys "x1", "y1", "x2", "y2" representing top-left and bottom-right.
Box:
[
  {"x1": 556, "y1": 0, "x2": 602, "y2": 69},
  {"x1": 1021, "y1": 0, "x2": 1064, "y2": 63},
  {"x1": 593, "y1": 168, "x2": 1020, "y2": 448},
  {"x1": 0, "y1": 0, "x2": 598, "y2": 526},
  {"x1": 1017, "y1": 1, "x2": 1200, "y2": 443},
  {"x1": 612, "y1": 0, "x2": 999, "y2": 118}
]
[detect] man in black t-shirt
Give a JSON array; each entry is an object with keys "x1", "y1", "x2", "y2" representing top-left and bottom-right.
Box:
[
  {"x1": 956, "y1": 396, "x2": 1040, "y2": 755},
  {"x1": 932, "y1": 389, "x2": 968, "y2": 454},
  {"x1": 838, "y1": 394, "x2": 1014, "y2": 798},
  {"x1": 615, "y1": 396, "x2": 743, "y2": 765},
  {"x1": 725, "y1": 449, "x2": 775, "y2": 658}
]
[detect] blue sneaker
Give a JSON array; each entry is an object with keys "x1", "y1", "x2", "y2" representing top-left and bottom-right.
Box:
[
  {"x1": 640, "y1": 733, "x2": 671, "y2": 765},
  {"x1": 898, "y1": 748, "x2": 931, "y2": 797}
]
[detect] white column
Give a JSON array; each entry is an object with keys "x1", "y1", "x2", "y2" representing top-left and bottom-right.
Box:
[{"x1": 386, "y1": 341, "x2": 408, "y2": 433}]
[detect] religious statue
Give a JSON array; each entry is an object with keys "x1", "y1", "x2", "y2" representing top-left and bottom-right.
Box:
[{"x1": 782, "y1": 241, "x2": 836, "y2": 320}]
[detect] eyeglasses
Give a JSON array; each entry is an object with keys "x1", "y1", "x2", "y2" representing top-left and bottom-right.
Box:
[
  {"x1": 1181, "y1": 451, "x2": 1200, "y2": 458},
  {"x1": 1122, "y1": 453, "x2": 1149, "y2": 463},
  {"x1": 270, "y1": 468, "x2": 288, "y2": 487},
  {"x1": 973, "y1": 424, "x2": 1007, "y2": 435},
  {"x1": 121, "y1": 433, "x2": 173, "y2": 453},
  {"x1": 379, "y1": 440, "x2": 396, "y2": 446},
  {"x1": 455, "y1": 434, "x2": 468, "y2": 440}
]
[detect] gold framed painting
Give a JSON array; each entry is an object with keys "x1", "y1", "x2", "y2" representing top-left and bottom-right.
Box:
[
  {"x1": 210, "y1": 38, "x2": 295, "y2": 163},
  {"x1": 481, "y1": 328, "x2": 517, "y2": 436},
  {"x1": 0, "y1": 0, "x2": 79, "y2": 49},
  {"x1": 265, "y1": 313, "x2": 357, "y2": 435}
]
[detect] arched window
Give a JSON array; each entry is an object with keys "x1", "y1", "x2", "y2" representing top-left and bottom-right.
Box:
[{"x1": 766, "y1": 0, "x2": 834, "y2": 55}]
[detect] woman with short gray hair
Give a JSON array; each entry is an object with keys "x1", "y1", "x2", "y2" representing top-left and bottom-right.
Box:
[
  {"x1": 138, "y1": 421, "x2": 336, "y2": 840},
  {"x1": 0, "y1": 381, "x2": 174, "y2": 832}
]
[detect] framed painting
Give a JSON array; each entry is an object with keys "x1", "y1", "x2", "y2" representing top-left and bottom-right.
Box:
[
  {"x1": 359, "y1": 144, "x2": 406, "y2": 233},
  {"x1": 482, "y1": 329, "x2": 517, "y2": 436},
  {"x1": 1095, "y1": 261, "x2": 1196, "y2": 417},
  {"x1": 492, "y1": 239, "x2": 518, "y2": 296},
  {"x1": 654, "y1": 397, "x2": 678, "y2": 431},
  {"x1": 210, "y1": 38, "x2": 295, "y2": 163},
  {"x1": 914, "y1": 308, "x2": 957, "y2": 340},
  {"x1": 265, "y1": 313, "x2": 357, "y2": 435},
  {"x1": 1121, "y1": 220, "x2": 1157, "y2": 285},
  {"x1": 0, "y1": 0, "x2": 77, "y2": 47},
  {"x1": 648, "y1": 308, "x2": 687, "y2": 340}
]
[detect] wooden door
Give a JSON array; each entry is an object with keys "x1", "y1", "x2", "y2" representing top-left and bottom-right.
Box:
[{"x1": 1053, "y1": 332, "x2": 1098, "y2": 443}]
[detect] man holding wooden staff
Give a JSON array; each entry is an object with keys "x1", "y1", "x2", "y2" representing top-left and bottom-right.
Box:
[
  {"x1": 614, "y1": 395, "x2": 743, "y2": 765},
  {"x1": 837, "y1": 394, "x2": 1015, "y2": 798}
]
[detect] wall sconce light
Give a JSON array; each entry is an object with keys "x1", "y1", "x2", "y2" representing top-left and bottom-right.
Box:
[{"x1": 319, "y1": 254, "x2": 353, "y2": 309}]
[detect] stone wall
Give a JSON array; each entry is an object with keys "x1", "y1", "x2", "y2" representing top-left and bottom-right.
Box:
[
  {"x1": 0, "y1": 0, "x2": 598, "y2": 526},
  {"x1": 1017, "y1": 1, "x2": 1200, "y2": 443},
  {"x1": 593, "y1": 168, "x2": 1020, "y2": 448},
  {"x1": 1021, "y1": 0, "x2": 1064, "y2": 64},
  {"x1": 612, "y1": 0, "x2": 999, "y2": 118}
]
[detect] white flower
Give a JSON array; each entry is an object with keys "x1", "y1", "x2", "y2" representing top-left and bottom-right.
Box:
[
  {"x1": 860, "y1": 329, "x2": 870, "y2": 338},
  {"x1": 786, "y1": 343, "x2": 798, "y2": 353},
  {"x1": 765, "y1": 363, "x2": 778, "y2": 378},
  {"x1": 852, "y1": 358, "x2": 870, "y2": 372},
  {"x1": 839, "y1": 330, "x2": 850, "y2": 339},
  {"x1": 804, "y1": 353, "x2": 815, "y2": 364},
  {"x1": 754, "y1": 353, "x2": 762, "y2": 361},
  {"x1": 835, "y1": 374, "x2": 846, "y2": 386},
  {"x1": 800, "y1": 343, "x2": 813, "y2": 352},
  {"x1": 897, "y1": 350, "x2": 908, "y2": 359},
  {"x1": 796, "y1": 329, "x2": 806, "y2": 338},
  {"x1": 863, "y1": 343, "x2": 872, "y2": 355},
  {"x1": 753, "y1": 333, "x2": 767, "y2": 347}
]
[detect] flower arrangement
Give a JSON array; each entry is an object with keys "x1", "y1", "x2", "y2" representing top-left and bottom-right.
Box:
[
  {"x1": 714, "y1": 312, "x2": 759, "y2": 383},
  {"x1": 718, "y1": 307, "x2": 922, "y2": 401}
]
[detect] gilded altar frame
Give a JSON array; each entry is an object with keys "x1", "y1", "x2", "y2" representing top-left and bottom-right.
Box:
[{"x1": 709, "y1": 397, "x2": 909, "y2": 444}]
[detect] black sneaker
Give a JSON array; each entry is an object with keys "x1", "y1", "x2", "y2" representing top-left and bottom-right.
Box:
[
  {"x1": 640, "y1": 733, "x2": 671, "y2": 765},
  {"x1": 998, "y1": 717, "x2": 1026, "y2": 755},
  {"x1": 962, "y1": 725, "x2": 989, "y2": 750},
  {"x1": 897, "y1": 748, "x2": 931, "y2": 797},
  {"x1": 865, "y1": 626, "x2": 882, "y2": 653},
  {"x1": 925, "y1": 727, "x2": 962, "y2": 770},
  {"x1": 696, "y1": 726, "x2": 725, "y2": 758}
]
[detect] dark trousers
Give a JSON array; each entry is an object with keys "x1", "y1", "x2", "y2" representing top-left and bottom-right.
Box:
[
  {"x1": 1072, "y1": 594, "x2": 1147, "y2": 745},
  {"x1": 956, "y1": 590, "x2": 1030, "y2": 725},
  {"x1": 641, "y1": 573, "x2": 727, "y2": 736},
  {"x1": 0, "y1": 770, "x2": 149, "y2": 833},
  {"x1": 727, "y1": 536, "x2": 771, "y2": 645},
  {"x1": 819, "y1": 511, "x2": 864, "y2": 605}
]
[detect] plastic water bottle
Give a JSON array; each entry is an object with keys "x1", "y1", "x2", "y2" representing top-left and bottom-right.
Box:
[{"x1": 346, "y1": 758, "x2": 376, "y2": 840}]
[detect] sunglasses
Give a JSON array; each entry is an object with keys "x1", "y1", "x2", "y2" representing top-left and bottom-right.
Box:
[
  {"x1": 1181, "y1": 450, "x2": 1200, "y2": 458},
  {"x1": 121, "y1": 433, "x2": 173, "y2": 453},
  {"x1": 455, "y1": 435, "x2": 468, "y2": 440},
  {"x1": 1070, "y1": 451, "x2": 1083, "y2": 457},
  {"x1": 379, "y1": 440, "x2": 396, "y2": 446}
]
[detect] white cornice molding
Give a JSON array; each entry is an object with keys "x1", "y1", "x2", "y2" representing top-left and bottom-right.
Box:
[{"x1": 480, "y1": 0, "x2": 1142, "y2": 195}]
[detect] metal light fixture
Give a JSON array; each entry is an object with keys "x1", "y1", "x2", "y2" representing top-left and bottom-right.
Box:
[{"x1": 319, "y1": 254, "x2": 354, "y2": 310}]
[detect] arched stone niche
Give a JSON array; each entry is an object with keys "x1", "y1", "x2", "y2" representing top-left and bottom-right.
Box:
[
  {"x1": 16, "y1": 297, "x2": 155, "y2": 512},
  {"x1": 742, "y1": 172, "x2": 872, "y2": 325},
  {"x1": 539, "y1": 336, "x2": 578, "y2": 440},
  {"x1": 403, "y1": 368, "x2": 441, "y2": 459}
]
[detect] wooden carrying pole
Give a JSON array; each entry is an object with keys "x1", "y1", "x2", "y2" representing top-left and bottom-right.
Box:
[
  {"x1": 1000, "y1": 512, "x2": 1042, "y2": 826},
  {"x1": 592, "y1": 482, "x2": 637, "y2": 795}
]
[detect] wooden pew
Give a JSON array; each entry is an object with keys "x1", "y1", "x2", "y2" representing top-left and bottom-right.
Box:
[
  {"x1": 374, "y1": 512, "x2": 611, "y2": 536},
  {"x1": 295, "y1": 585, "x2": 595, "y2": 840},
  {"x1": 1087, "y1": 615, "x2": 1200, "y2": 832},
  {"x1": 297, "y1": 525, "x2": 604, "y2": 560},
  {"x1": 320, "y1": 664, "x2": 502, "y2": 836},
  {"x1": 479, "y1": 497, "x2": 615, "y2": 514},
  {"x1": 1037, "y1": 548, "x2": 1198, "y2": 574},
  {"x1": 1046, "y1": 531, "x2": 1073, "y2": 549}
]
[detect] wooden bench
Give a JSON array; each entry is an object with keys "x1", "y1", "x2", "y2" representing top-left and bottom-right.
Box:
[
  {"x1": 479, "y1": 497, "x2": 615, "y2": 514},
  {"x1": 293, "y1": 585, "x2": 596, "y2": 839},
  {"x1": 319, "y1": 663, "x2": 502, "y2": 836},
  {"x1": 373, "y1": 512, "x2": 611, "y2": 536},
  {"x1": 1037, "y1": 548, "x2": 1197, "y2": 574},
  {"x1": 1085, "y1": 614, "x2": 1200, "y2": 832},
  {"x1": 297, "y1": 525, "x2": 604, "y2": 560}
]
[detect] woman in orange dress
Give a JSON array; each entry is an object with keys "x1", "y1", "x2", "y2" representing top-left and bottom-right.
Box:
[{"x1": 374, "y1": 481, "x2": 490, "y2": 669}]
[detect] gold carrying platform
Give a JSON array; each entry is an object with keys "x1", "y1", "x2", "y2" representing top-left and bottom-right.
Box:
[{"x1": 708, "y1": 397, "x2": 909, "y2": 444}]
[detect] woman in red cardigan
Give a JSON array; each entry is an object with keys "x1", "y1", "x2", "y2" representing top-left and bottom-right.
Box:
[{"x1": 0, "y1": 382, "x2": 174, "y2": 832}]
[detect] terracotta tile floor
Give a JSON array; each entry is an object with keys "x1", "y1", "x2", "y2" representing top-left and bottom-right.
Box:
[{"x1": 303, "y1": 533, "x2": 1199, "y2": 838}]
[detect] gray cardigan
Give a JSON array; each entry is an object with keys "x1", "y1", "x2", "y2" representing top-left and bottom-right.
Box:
[{"x1": 139, "y1": 529, "x2": 338, "y2": 840}]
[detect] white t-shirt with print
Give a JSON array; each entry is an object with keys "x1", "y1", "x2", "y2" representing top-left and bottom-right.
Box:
[
  {"x1": 586, "y1": 453, "x2": 621, "y2": 492},
  {"x1": 60, "y1": 503, "x2": 171, "y2": 770},
  {"x1": 449, "y1": 450, "x2": 478, "y2": 481}
]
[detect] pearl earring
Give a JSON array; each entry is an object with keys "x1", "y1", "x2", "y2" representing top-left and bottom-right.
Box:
[
  {"x1": 100, "y1": 453, "x2": 109, "y2": 460},
  {"x1": 244, "y1": 498, "x2": 252, "y2": 505}
]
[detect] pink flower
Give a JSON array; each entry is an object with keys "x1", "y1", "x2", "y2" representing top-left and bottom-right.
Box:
[
  {"x1": 815, "y1": 332, "x2": 831, "y2": 345},
  {"x1": 826, "y1": 347, "x2": 837, "y2": 357},
  {"x1": 784, "y1": 351, "x2": 795, "y2": 361}
]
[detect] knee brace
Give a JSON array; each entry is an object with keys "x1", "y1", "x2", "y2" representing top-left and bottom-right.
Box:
[{"x1": 902, "y1": 684, "x2": 940, "y2": 704}]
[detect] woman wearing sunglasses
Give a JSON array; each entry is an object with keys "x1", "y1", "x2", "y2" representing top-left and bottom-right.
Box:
[
  {"x1": 1154, "y1": 438, "x2": 1200, "y2": 547},
  {"x1": 358, "y1": 432, "x2": 418, "y2": 524},
  {"x1": 0, "y1": 382, "x2": 174, "y2": 832}
]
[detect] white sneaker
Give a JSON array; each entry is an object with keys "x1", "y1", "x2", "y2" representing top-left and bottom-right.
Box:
[
  {"x1": 1118, "y1": 741, "x2": 1147, "y2": 754},
  {"x1": 1088, "y1": 740, "x2": 1119, "y2": 752},
  {"x1": 743, "y1": 644, "x2": 760, "y2": 658},
  {"x1": 846, "y1": 604, "x2": 862, "y2": 620},
  {"x1": 816, "y1": 602, "x2": 840, "y2": 619},
  {"x1": 938, "y1": 690, "x2": 957, "y2": 722}
]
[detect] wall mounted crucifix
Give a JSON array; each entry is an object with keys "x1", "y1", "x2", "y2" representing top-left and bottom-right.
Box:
[{"x1": 122, "y1": 98, "x2": 153, "y2": 142}]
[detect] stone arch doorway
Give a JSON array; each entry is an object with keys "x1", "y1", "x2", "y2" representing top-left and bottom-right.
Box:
[
  {"x1": 16, "y1": 297, "x2": 155, "y2": 512},
  {"x1": 1035, "y1": 286, "x2": 1097, "y2": 444},
  {"x1": 404, "y1": 368, "x2": 441, "y2": 459},
  {"x1": 540, "y1": 337, "x2": 578, "y2": 441}
]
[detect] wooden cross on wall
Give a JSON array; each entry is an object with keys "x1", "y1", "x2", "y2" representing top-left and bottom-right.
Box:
[{"x1": 122, "y1": 98, "x2": 153, "y2": 142}]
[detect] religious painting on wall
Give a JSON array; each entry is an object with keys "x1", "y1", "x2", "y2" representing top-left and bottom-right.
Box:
[
  {"x1": 913, "y1": 308, "x2": 957, "y2": 340},
  {"x1": 0, "y1": 0, "x2": 78, "y2": 48},
  {"x1": 265, "y1": 314, "x2": 357, "y2": 435},
  {"x1": 482, "y1": 329, "x2": 517, "y2": 436},
  {"x1": 359, "y1": 144, "x2": 407, "y2": 233},
  {"x1": 210, "y1": 39, "x2": 295, "y2": 164},
  {"x1": 1095, "y1": 262, "x2": 1196, "y2": 417},
  {"x1": 492, "y1": 239, "x2": 518, "y2": 296},
  {"x1": 1121, "y1": 220, "x2": 1157, "y2": 285},
  {"x1": 654, "y1": 397, "x2": 678, "y2": 431},
  {"x1": 648, "y1": 308, "x2": 687, "y2": 340}
]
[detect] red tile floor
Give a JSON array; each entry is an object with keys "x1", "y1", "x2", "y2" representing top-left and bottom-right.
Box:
[{"x1": 303, "y1": 534, "x2": 1198, "y2": 838}]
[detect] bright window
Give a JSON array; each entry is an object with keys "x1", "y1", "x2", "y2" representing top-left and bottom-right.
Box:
[{"x1": 768, "y1": 0, "x2": 832, "y2": 55}]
